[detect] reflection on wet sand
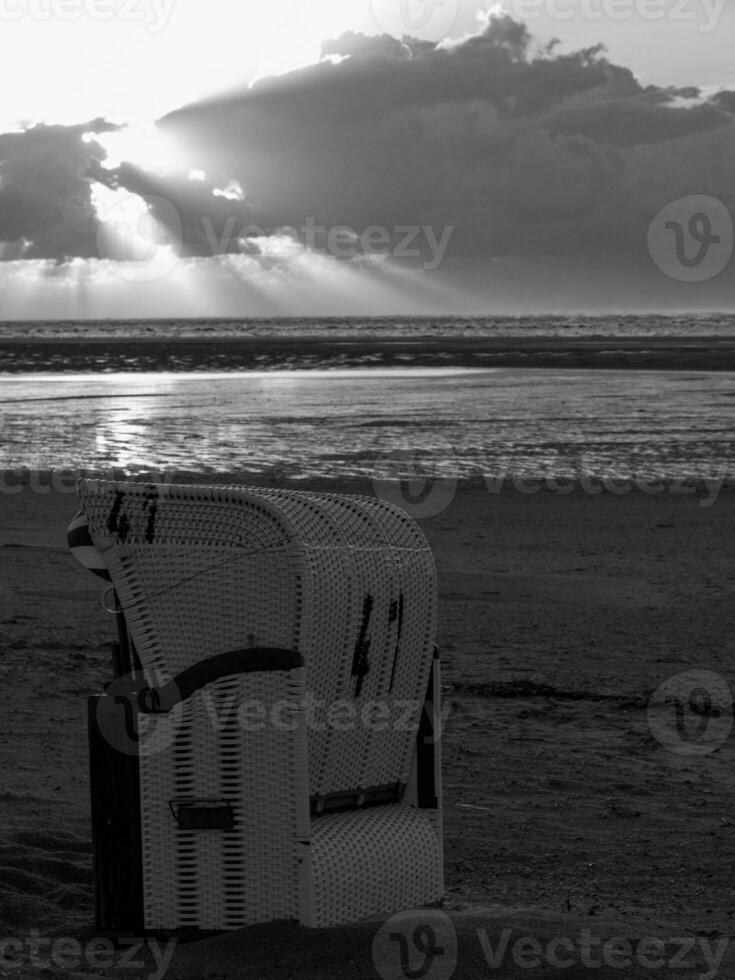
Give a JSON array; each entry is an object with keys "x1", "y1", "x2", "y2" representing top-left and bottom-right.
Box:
[{"x1": 2, "y1": 368, "x2": 734, "y2": 481}]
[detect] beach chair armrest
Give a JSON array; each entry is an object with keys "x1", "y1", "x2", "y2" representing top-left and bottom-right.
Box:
[{"x1": 137, "y1": 647, "x2": 304, "y2": 713}]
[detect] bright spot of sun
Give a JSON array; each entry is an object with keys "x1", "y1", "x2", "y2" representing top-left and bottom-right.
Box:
[
  {"x1": 92, "y1": 183, "x2": 149, "y2": 231},
  {"x1": 94, "y1": 121, "x2": 183, "y2": 176},
  {"x1": 188, "y1": 169, "x2": 207, "y2": 182}
]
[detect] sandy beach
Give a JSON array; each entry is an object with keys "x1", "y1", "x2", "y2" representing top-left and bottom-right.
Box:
[
  {"x1": 3, "y1": 0, "x2": 735, "y2": 971},
  {"x1": 1, "y1": 477, "x2": 734, "y2": 978}
]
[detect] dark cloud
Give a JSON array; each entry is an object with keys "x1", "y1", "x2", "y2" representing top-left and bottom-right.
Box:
[
  {"x1": 0, "y1": 121, "x2": 117, "y2": 261},
  {"x1": 544, "y1": 95, "x2": 730, "y2": 147},
  {"x1": 2, "y1": 14, "x2": 734, "y2": 284},
  {"x1": 190, "y1": 17, "x2": 632, "y2": 125},
  {"x1": 711, "y1": 90, "x2": 735, "y2": 114},
  {"x1": 112, "y1": 162, "x2": 256, "y2": 258},
  {"x1": 155, "y1": 16, "x2": 734, "y2": 271}
]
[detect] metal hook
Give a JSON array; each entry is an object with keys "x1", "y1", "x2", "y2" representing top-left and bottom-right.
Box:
[{"x1": 100, "y1": 586, "x2": 121, "y2": 616}]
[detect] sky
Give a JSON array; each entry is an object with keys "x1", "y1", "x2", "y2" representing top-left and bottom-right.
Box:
[{"x1": 0, "y1": 0, "x2": 734, "y2": 317}]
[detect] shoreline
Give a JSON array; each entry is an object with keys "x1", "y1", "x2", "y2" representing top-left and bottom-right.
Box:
[
  {"x1": 3, "y1": 470, "x2": 735, "y2": 501},
  {"x1": 3, "y1": 336, "x2": 735, "y2": 371}
]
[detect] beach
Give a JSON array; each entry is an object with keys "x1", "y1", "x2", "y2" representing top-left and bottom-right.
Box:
[
  {"x1": 1, "y1": 477, "x2": 733, "y2": 978},
  {"x1": 3, "y1": 0, "x2": 735, "y2": 968},
  {"x1": 4, "y1": 335, "x2": 735, "y2": 373}
]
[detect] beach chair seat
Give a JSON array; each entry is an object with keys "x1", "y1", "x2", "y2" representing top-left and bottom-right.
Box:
[{"x1": 78, "y1": 480, "x2": 443, "y2": 932}]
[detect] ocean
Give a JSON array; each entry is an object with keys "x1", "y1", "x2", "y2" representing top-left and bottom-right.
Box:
[{"x1": 2, "y1": 315, "x2": 735, "y2": 483}]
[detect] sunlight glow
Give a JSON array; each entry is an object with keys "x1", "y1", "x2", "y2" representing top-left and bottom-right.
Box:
[
  {"x1": 91, "y1": 183, "x2": 182, "y2": 284},
  {"x1": 0, "y1": 237, "x2": 468, "y2": 319},
  {"x1": 95, "y1": 122, "x2": 184, "y2": 176},
  {"x1": 91, "y1": 184, "x2": 147, "y2": 228},
  {"x1": 0, "y1": 0, "x2": 730, "y2": 130},
  {"x1": 0, "y1": 1, "x2": 399, "y2": 128}
]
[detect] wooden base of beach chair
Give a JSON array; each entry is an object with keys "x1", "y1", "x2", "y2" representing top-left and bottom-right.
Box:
[{"x1": 88, "y1": 694, "x2": 145, "y2": 936}]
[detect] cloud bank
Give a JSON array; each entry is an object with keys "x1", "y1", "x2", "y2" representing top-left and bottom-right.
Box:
[
  {"x1": 156, "y1": 18, "x2": 735, "y2": 267},
  {"x1": 0, "y1": 121, "x2": 117, "y2": 261},
  {"x1": 1, "y1": 16, "x2": 735, "y2": 309}
]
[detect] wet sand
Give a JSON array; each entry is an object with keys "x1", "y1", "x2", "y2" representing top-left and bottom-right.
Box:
[
  {"x1": 4, "y1": 335, "x2": 735, "y2": 372},
  {"x1": 1, "y1": 478, "x2": 733, "y2": 978}
]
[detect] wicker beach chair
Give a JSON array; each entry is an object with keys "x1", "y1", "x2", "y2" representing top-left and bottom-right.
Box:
[{"x1": 78, "y1": 480, "x2": 443, "y2": 933}]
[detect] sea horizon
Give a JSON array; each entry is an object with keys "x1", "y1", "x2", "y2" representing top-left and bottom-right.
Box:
[
  {"x1": 2, "y1": 311, "x2": 735, "y2": 336},
  {"x1": 2, "y1": 314, "x2": 735, "y2": 481}
]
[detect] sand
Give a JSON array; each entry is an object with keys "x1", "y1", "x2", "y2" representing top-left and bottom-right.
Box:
[
  {"x1": 4, "y1": 336, "x2": 735, "y2": 372},
  {"x1": 1, "y1": 477, "x2": 733, "y2": 978}
]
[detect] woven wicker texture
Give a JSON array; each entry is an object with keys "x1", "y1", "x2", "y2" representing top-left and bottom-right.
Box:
[
  {"x1": 78, "y1": 480, "x2": 442, "y2": 928},
  {"x1": 139, "y1": 669, "x2": 309, "y2": 931},
  {"x1": 306, "y1": 806, "x2": 443, "y2": 928},
  {"x1": 79, "y1": 480, "x2": 438, "y2": 795}
]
